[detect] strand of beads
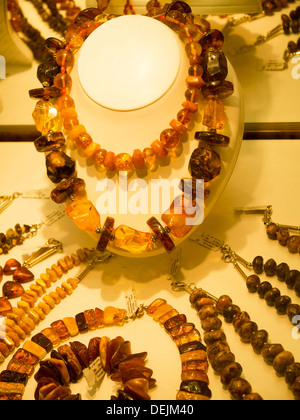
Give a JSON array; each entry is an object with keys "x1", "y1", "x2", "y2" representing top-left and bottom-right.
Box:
[
  {"x1": 145, "y1": 298, "x2": 212, "y2": 400},
  {"x1": 189, "y1": 289, "x2": 262, "y2": 400},
  {"x1": 0, "y1": 249, "x2": 94, "y2": 367}
]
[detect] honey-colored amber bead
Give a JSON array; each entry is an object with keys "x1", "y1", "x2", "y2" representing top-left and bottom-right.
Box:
[
  {"x1": 63, "y1": 117, "x2": 79, "y2": 131},
  {"x1": 32, "y1": 100, "x2": 62, "y2": 134},
  {"x1": 151, "y1": 140, "x2": 168, "y2": 159},
  {"x1": 185, "y1": 41, "x2": 202, "y2": 59},
  {"x1": 41, "y1": 328, "x2": 61, "y2": 347},
  {"x1": 84, "y1": 142, "x2": 101, "y2": 159},
  {"x1": 61, "y1": 282, "x2": 73, "y2": 295},
  {"x1": 38, "y1": 302, "x2": 51, "y2": 315},
  {"x1": 51, "y1": 320, "x2": 70, "y2": 341},
  {"x1": 56, "y1": 287, "x2": 67, "y2": 299},
  {"x1": 65, "y1": 198, "x2": 101, "y2": 232},
  {"x1": 51, "y1": 264, "x2": 63, "y2": 278},
  {"x1": 103, "y1": 307, "x2": 127, "y2": 325},
  {"x1": 169, "y1": 119, "x2": 187, "y2": 135},
  {"x1": 180, "y1": 350, "x2": 207, "y2": 363},
  {"x1": 114, "y1": 225, "x2": 153, "y2": 253},
  {"x1": 55, "y1": 94, "x2": 75, "y2": 110},
  {"x1": 203, "y1": 98, "x2": 225, "y2": 130},
  {"x1": 2, "y1": 281, "x2": 24, "y2": 299},
  {"x1": 160, "y1": 128, "x2": 180, "y2": 150},
  {"x1": 67, "y1": 124, "x2": 87, "y2": 141},
  {"x1": 162, "y1": 195, "x2": 200, "y2": 238},
  {"x1": 103, "y1": 151, "x2": 116, "y2": 171},
  {"x1": 152, "y1": 303, "x2": 175, "y2": 322},
  {"x1": 181, "y1": 370, "x2": 209, "y2": 382},
  {"x1": 146, "y1": 299, "x2": 167, "y2": 315},
  {"x1": 178, "y1": 23, "x2": 200, "y2": 42},
  {"x1": 177, "y1": 109, "x2": 192, "y2": 125},
  {"x1": 42, "y1": 295, "x2": 56, "y2": 309},
  {"x1": 56, "y1": 49, "x2": 75, "y2": 70},
  {"x1": 185, "y1": 88, "x2": 202, "y2": 103},
  {"x1": 93, "y1": 148, "x2": 107, "y2": 169},
  {"x1": 0, "y1": 297, "x2": 12, "y2": 316},
  {"x1": 84, "y1": 309, "x2": 97, "y2": 330},
  {"x1": 158, "y1": 309, "x2": 179, "y2": 325},
  {"x1": 63, "y1": 317, "x2": 79, "y2": 337},
  {"x1": 0, "y1": 382, "x2": 25, "y2": 395},
  {"x1": 99, "y1": 336, "x2": 111, "y2": 371},
  {"x1": 143, "y1": 147, "x2": 157, "y2": 170},
  {"x1": 115, "y1": 153, "x2": 133, "y2": 172},
  {"x1": 23, "y1": 341, "x2": 47, "y2": 360},
  {"x1": 174, "y1": 329, "x2": 202, "y2": 347},
  {"x1": 176, "y1": 391, "x2": 210, "y2": 400},
  {"x1": 186, "y1": 75, "x2": 205, "y2": 89},
  {"x1": 132, "y1": 149, "x2": 146, "y2": 170},
  {"x1": 13, "y1": 348, "x2": 39, "y2": 366}
]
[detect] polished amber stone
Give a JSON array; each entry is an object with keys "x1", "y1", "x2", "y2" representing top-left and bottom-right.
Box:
[
  {"x1": 63, "y1": 318, "x2": 79, "y2": 337},
  {"x1": 160, "y1": 128, "x2": 180, "y2": 150},
  {"x1": 114, "y1": 225, "x2": 153, "y2": 253},
  {"x1": 0, "y1": 370, "x2": 28, "y2": 386},
  {"x1": 3, "y1": 259, "x2": 21, "y2": 275},
  {"x1": 164, "y1": 314, "x2": 187, "y2": 331},
  {"x1": 34, "y1": 131, "x2": 66, "y2": 153},
  {"x1": 51, "y1": 177, "x2": 86, "y2": 204},
  {"x1": 70, "y1": 341, "x2": 89, "y2": 369},
  {"x1": 165, "y1": 1, "x2": 192, "y2": 15},
  {"x1": 115, "y1": 153, "x2": 133, "y2": 172},
  {"x1": 151, "y1": 140, "x2": 168, "y2": 159},
  {"x1": 51, "y1": 320, "x2": 70, "y2": 341},
  {"x1": 132, "y1": 149, "x2": 146, "y2": 170},
  {"x1": 162, "y1": 195, "x2": 200, "y2": 238},
  {"x1": 88, "y1": 337, "x2": 101, "y2": 363},
  {"x1": 40, "y1": 328, "x2": 61, "y2": 347},
  {"x1": 146, "y1": 299, "x2": 167, "y2": 315},
  {"x1": 147, "y1": 217, "x2": 175, "y2": 253},
  {"x1": 200, "y1": 29, "x2": 224, "y2": 53},
  {"x1": 202, "y1": 81, "x2": 234, "y2": 100},
  {"x1": 84, "y1": 309, "x2": 97, "y2": 330},
  {"x1": 32, "y1": 100, "x2": 62, "y2": 134},
  {"x1": 97, "y1": 217, "x2": 115, "y2": 252},
  {"x1": 104, "y1": 151, "x2": 116, "y2": 171},
  {"x1": 203, "y1": 99, "x2": 225, "y2": 130},
  {"x1": 46, "y1": 151, "x2": 76, "y2": 184},
  {"x1": 94, "y1": 308, "x2": 104, "y2": 328},
  {"x1": 189, "y1": 147, "x2": 221, "y2": 182},
  {"x1": 29, "y1": 87, "x2": 62, "y2": 100},
  {"x1": 37, "y1": 57, "x2": 61, "y2": 86},
  {"x1": 143, "y1": 147, "x2": 157, "y2": 170},
  {"x1": 75, "y1": 312, "x2": 88, "y2": 334},
  {"x1": 13, "y1": 268, "x2": 34, "y2": 283},
  {"x1": 202, "y1": 51, "x2": 228, "y2": 83},
  {"x1": 65, "y1": 199, "x2": 100, "y2": 232},
  {"x1": 2, "y1": 281, "x2": 24, "y2": 299},
  {"x1": 152, "y1": 303, "x2": 174, "y2": 322},
  {"x1": 103, "y1": 307, "x2": 127, "y2": 325},
  {"x1": 0, "y1": 297, "x2": 12, "y2": 316},
  {"x1": 164, "y1": 10, "x2": 185, "y2": 31},
  {"x1": 56, "y1": 49, "x2": 74, "y2": 70},
  {"x1": 93, "y1": 148, "x2": 107, "y2": 169},
  {"x1": 195, "y1": 131, "x2": 230, "y2": 147},
  {"x1": 31, "y1": 333, "x2": 53, "y2": 353},
  {"x1": 23, "y1": 341, "x2": 47, "y2": 360}
]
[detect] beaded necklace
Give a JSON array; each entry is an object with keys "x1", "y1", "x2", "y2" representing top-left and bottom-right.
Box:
[{"x1": 30, "y1": 1, "x2": 235, "y2": 256}]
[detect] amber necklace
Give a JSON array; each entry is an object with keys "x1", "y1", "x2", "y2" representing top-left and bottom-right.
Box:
[{"x1": 30, "y1": 2, "x2": 234, "y2": 257}]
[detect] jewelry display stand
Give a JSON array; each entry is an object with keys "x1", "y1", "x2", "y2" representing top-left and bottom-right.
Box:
[
  {"x1": 68, "y1": 14, "x2": 244, "y2": 258},
  {"x1": 0, "y1": 0, "x2": 33, "y2": 76}
]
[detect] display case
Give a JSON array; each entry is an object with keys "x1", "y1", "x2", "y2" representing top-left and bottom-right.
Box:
[{"x1": 0, "y1": 0, "x2": 299, "y2": 402}]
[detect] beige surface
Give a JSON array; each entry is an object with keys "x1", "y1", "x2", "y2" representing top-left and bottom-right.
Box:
[{"x1": 0, "y1": 139, "x2": 299, "y2": 400}]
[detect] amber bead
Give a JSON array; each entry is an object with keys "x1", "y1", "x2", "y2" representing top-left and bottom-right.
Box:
[
  {"x1": 102, "y1": 151, "x2": 115, "y2": 171},
  {"x1": 51, "y1": 320, "x2": 70, "y2": 341},
  {"x1": 34, "y1": 131, "x2": 65, "y2": 153},
  {"x1": 202, "y1": 51, "x2": 228, "y2": 83},
  {"x1": 164, "y1": 10, "x2": 185, "y2": 31},
  {"x1": 132, "y1": 149, "x2": 146, "y2": 170},
  {"x1": 3, "y1": 259, "x2": 21, "y2": 275},
  {"x1": 143, "y1": 147, "x2": 157, "y2": 170},
  {"x1": 273, "y1": 351, "x2": 295, "y2": 376},
  {"x1": 2, "y1": 281, "x2": 24, "y2": 299},
  {"x1": 285, "y1": 362, "x2": 300, "y2": 387},
  {"x1": 178, "y1": 23, "x2": 199, "y2": 42},
  {"x1": 7, "y1": 358, "x2": 34, "y2": 376},
  {"x1": 29, "y1": 87, "x2": 62, "y2": 100},
  {"x1": 46, "y1": 151, "x2": 76, "y2": 184},
  {"x1": 264, "y1": 288, "x2": 281, "y2": 306},
  {"x1": 54, "y1": 73, "x2": 72, "y2": 93},
  {"x1": 202, "y1": 81, "x2": 234, "y2": 100},
  {"x1": 146, "y1": 299, "x2": 167, "y2": 315},
  {"x1": 185, "y1": 87, "x2": 202, "y2": 102},
  {"x1": 147, "y1": 217, "x2": 175, "y2": 253},
  {"x1": 151, "y1": 140, "x2": 168, "y2": 160},
  {"x1": 200, "y1": 30, "x2": 224, "y2": 53},
  {"x1": 40, "y1": 328, "x2": 61, "y2": 347},
  {"x1": 13, "y1": 348, "x2": 39, "y2": 366},
  {"x1": 177, "y1": 109, "x2": 192, "y2": 125},
  {"x1": 252, "y1": 256, "x2": 264, "y2": 275},
  {"x1": 195, "y1": 131, "x2": 230, "y2": 147},
  {"x1": 75, "y1": 313, "x2": 88, "y2": 334},
  {"x1": 228, "y1": 377, "x2": 252, "y2": 400},
  {"x1": 287, "y1": 235, "x2": 300, "y2": 253},
  {"x1": 51, "y1": 177, "x2": 86, "y2": 204},
  {"x1": 189, "y1": 147, "x2": 221, "y2": 182},
  {"x1": 262, "y1": 343, "x2": 285, "y2": 365},
  {"x1": 114, "y1": 225, "x2": 153, "y2": 253},
  {"x1": 203, "y1": 98, "x2": 225, "y2": 130},
  {"x1": 223, "y1": 305, "x2": 241, "y2": 323},
  {"x1": 0, "y1": 370, "x2": 28, "y2": 386},
  {"x1": 65, "y1": 198, "x2": 100, "y2": 232},
  {"x1": 70, "y1": 341, "x2": 89, "y2": 369},
  {"x1": 37, "y1": 57, "x2": 61, "y2": 86},
  {"x1": 220, "y1": 362, "x2": 243, "y2": 387},
  {"x1": 276, "y1": 263, "x2": 290, "y2": 282},
  {"x1": 160, "y1": 128, "x2": 181, "y2": 150},
  {"x1": 13, "y1": 267, "x2": 34, "y2": 283},
  {"x1": 216, "y1": 295, "x2": 232, "y2": 314},
  {"x1": 114, "y1": 153, "x2": 133, "y2": 172},
  {"x1": 32, "y1": 100, "x2": 62, "y2": 134},
  {"x1": 56, "y1": 95, "x2": 75, "y2": 110},
  {"x1": 264, "y1": 258, "x2": 277, "y2": 276},
  {"x1": 246, "y1": 275, "x2": 260, "y2": 293},
  {"x1": 238, "y1": 321, "x2": 258, "y2": 343},
  {"x1": 75, "y1": 7, "x2": 101, "y2": 22},
  {"x1": 257, "y1": 281, "x2": 272, "y2": 299},
  {"x1": 45, "y1": 37, "x2": 66, "y2": 54},
  {"x1": 180, "y1": 380, "x2": 211, "y2": 398},
  {"x1": 31, "y1": 333, "x2": 53, "y2": 353},
  {"x1": 97, "y1": 217, "x2": 115, "y2": 253},
  {"x1": 0, "y1": 297, "x2": 12, "y2": 316},
  {"x1": 266, "y1": 223, "x2": 279, "y2": 240},
  {"x1": 211, "y1": 351, "x2": 236, "y2": 373},
  {"x1": 162, "y1": 195, "x2": 200, "y2": 239},
  {"x1": 274, "y1": 295, "x2": 292, "y2": 315},
  {"x1": 56, "y1": 49, "x2": 74, "y2": 70}
]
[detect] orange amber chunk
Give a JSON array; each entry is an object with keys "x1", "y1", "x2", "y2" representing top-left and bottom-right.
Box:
[
  {"x1": 67, "y1": 124, "x2": 87, "y2": 140},
  {"x1": 132, "y1": 149, "x2": 146, "y2": 170},
  {"x1": 160, "y1": 129, "x2": 180, "y2": 150},
  {"x1": 114, "y1": 225, "x2": 153, "y2": 253},
  {"x1": 186, "y1": 75, "x2": 205, "y2": 89},
  {"x1": 104, "y1": 151, "x2": 116, "y2": 171},
  {"x1": 145, "y1": 299, "x2": 167, "y2": 315},
  {"x1": 169, "y1": 119, "x2": 187, "y2": 135},
  {"x1": 143, "y1": 147, "x2": 157, "y2": 170},
  {"x1": 83, "y1": 142, "x2": 101, "y2": 159},
  {"x1": 32, "y1": 100, "x2": 62, "y2": 134},
  {"x1": 151, "y1": 140, "x2": 168, "y2": 159},
  {"x1": 162, "y1": 195, "x2": 201, "y2": 238},
  {"x1": 115, "y1": 153, "x2": 133, "y2": 172},
  {"x1": 75, "y1": 132, "x2": 93, "y2": 150},
  {"x1": 203, "y1": 98, "x2": 225, "y2": 130},
  {"x1": 103, "y1": 307, "x2": 127, "y2": 325},
  {"x1": 65, "y1": 198, "x2": 100, "y2": 232}
]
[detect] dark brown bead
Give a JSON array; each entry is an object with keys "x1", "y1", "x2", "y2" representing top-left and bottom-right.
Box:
[
  {"x1": 201, "y1": 316, "x2": 222, "y2": 332},
  {"x1": 198, "y1": 305, "x2": 218, "y2": 320},
  {"x1": 29, "y1": 86, "x2": 62, "y2": 100},
  {"x1": 228, "y1": 377, "x2": 252, "y2": 400},
  {"x1": 75, "y1": 7, "x2": 101, "y2": 23},
  {"x1": 2, "y1": 281, "x2": 24, "y2": 299},
  {"x1": 96, "y1": 217, "x2": 115, "y2": 253},
  {"x1": 287, "y1": 304, "x2": 300, "y2": 322},
  {"x1": 189, "y1": 289, "x2": 207, "y2": 305},
  {"x1": 286, "y1": 270, "x2": 299, "y2": 289},
  {"x1": 216, "y1": 295, "x2": 232, "y2": 314},
  {"x1": 202, "y1": 51, "x2": 228, "y2": 83},
  {"x1": 274, "y1": 295, "x2": 292, "y2": 315},
  {"x1": 276, "y1": 263, "x2": 290, "y2": 282},
  {"x1": 277, "y1": 229, "x2": 290, "y2": 246},
  {"x1": 34, "y1": 131, "x2": 66, "y2": 153},
  {"x1": 243, "y1": 393, "x2": 263, "y2": 400},
  {"x1": 257, "y1": 281, "x2": 272, "y2": 298},
  {"x1": 211, "y1": 351, "x2": 236, "y2": 373},
  {"x1": 261, "y1": 343, "x2": 285, "y2": 365},
  {"x1": 202, "y1": 80, "x2": 234, "y2": 100},
  {"x1": 287, "y1": 235, "x2": 300, "y2": 253},
  {"x1": 147, "y1": 217, "x2": 175, "y2": 254},
  {"x1": 204, "y1": 330, "x2": 226, "y2": 346},
  {"x1": 292, "y1": 377, "x2": 300, "y2": 400},
  {"x1": 266, "y1": 223, "x2": 279, "y2": 240},
  {"x1": 164, "y1": 314, "x2": 187, "y2": 332},
  {"x1": 246, "y1": 275, "x2": 260, "y2": 293},
  {"x1": 165, "y1": 1, "x2": 192, "y2": 15},
  {"x1": 44, "y1": 37, "x2": 66, "y2": 54},
  {"x1": 223, "y1": 304, "x2": 241, "y2": 323},
  {"x1": 194, "y1": 131, "x2": 230, "y2": 147},
  {"x1": 295, "y1": 278, "x2": 300, "y2": 297},
  {"x1": 238, "y1": 321, "x2": 258, "y2": 343},
  {"x1": 13, "y1": 268, "x2": 34, "y2": 283},
  {"x1": 250, "y1": 330, "x2": 269, "y2": 354},
  {"x1": 46, "y1": 151, "x2": 76, "y2": 184},
  {"x1": 285, "y1": 362, "x2": 300, "y2": 387},
  {"x1": 252, "y1": 256, "x2": 264, "y2": 274},
  {"x1": 31, "y1": 333, "x2": 53, "y2": 353},
  {"x1": 0, "y1": 266, "x2": 3, "y2": 283},
  {"x1": 178, "y1": 340, "x2": 206, "y2": 354},
  {"x1": 264, "y1": 258, "x2": 277, "y2": 277},
  {"x1": 189, "y1": 147, "x2": 221, "y2": 182},
  {"x1": 51, "y1": 178, "x2": 86, "y2": 204},
  {"x1": 273, "y1": 351, "x2": 295, "y2": 376},
  {"x1": 207, "y1": 341, "x2": 231, "y2": 361},
  {"x1": 3, "y1": 259, "x2": 21, "y2": 275},
  {"x1": 232, "y1": 311, "x2": 251, "y2": 333},
  {"x1": 264, "y1": 288, "x2": 281, "y2": 306},
  {"x1": 200, "y1": 29, "x2": 224, "y2": 53},
  {"x1": 37, "y1": 57, "x2": 61, "y2": 86},
  {"x1": 220, "y1": 362, "x2": 243, "y2": 387}
]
